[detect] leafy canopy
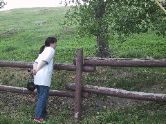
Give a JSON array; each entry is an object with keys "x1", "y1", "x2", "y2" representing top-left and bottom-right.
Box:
[{"x1": 64, "y1": 0, "x2": 166, "y2": 38}]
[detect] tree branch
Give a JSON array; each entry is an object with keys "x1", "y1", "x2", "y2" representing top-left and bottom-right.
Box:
[{"x1": 155, "y1": 0, "x2": 166, "y2": 14}]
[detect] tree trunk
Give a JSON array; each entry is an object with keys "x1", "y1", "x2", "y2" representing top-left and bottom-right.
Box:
[
  {"x1": 95, "y1": 0, "x2": 110, "y2": 58},
  {"x1": 96, "y1": 30, "x2": 110, "y2": 58}
]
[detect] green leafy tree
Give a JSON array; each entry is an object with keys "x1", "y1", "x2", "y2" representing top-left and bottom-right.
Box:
[{"x1": 64, "y1": 0, "x2": 166, "y2": 57}]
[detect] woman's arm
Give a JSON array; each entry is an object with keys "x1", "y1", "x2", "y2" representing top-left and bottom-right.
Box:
[
  {"x1": 33, "y1": 47, "x2": 55, "y2": 74},
  {"x1": 41, "y1": 47, "x2": 55, "y2": 64},
  {"x1": 32, "y1": 61, "x2": 47, "y2": 75},
  {"x1": 32, "y1": 62, "x2": 38, "y2": 75},
  {"x1": 36, "y1": 61, "x2": 47, "y2": 72}
]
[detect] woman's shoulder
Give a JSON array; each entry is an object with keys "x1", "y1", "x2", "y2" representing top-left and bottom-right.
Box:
[
  {"x1": 45, "y1": 47, "x2": 54, "y2": 51},
  {"x1": 43, "y1": 47, "x2": 55, "y2": 54}
]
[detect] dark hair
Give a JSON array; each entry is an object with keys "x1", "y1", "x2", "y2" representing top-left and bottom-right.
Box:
[{"x1": 39, "y1": 37, "x2": 57, "y2": 54}]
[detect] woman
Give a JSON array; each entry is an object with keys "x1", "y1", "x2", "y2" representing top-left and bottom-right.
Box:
[{"x1": 33, "y1": 37, "x2": 57, "y2": 123}]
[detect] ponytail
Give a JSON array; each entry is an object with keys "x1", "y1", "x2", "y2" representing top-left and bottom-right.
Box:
[
  {"x1": 39, "y1": 36, "x2": 57, "y2": 54},
  {"x1": 39, "y1": 45, "x2": 45, "y2": 54}
]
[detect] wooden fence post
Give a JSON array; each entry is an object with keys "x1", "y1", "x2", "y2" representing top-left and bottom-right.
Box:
[{"x1": 74, "y1": 48, "x2": 83, "y2": 121}]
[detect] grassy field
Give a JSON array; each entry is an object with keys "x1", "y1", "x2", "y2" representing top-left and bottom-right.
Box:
[{"x1": 0, "y1": 7, "x2": 166, "y2": 124}]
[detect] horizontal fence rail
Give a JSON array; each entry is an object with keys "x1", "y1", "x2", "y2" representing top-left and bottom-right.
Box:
[
  {"x1": 81, "y1": 58, "x2": 166, "y2": 67},
  {"x1": 66, "y1": 83, "x2": 166, "y2": 102},
  {"x1": 54, "y1": 63, "x2": 95, "y2": 72},
  {"x1": 0, "y1": 85, "x2": 89, "y2": 98},
  {"x1": 0, "y1": 60, "x2": 95, "y2": 72}
]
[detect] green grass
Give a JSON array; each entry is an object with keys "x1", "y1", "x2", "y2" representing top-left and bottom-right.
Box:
[
  {"x1": 0, "y1": 7, "x2": 166, "y2": 124},
  {"x1": 0, "y1": 7, "x2": 96, "y2": 62},
  {"x1": 113, "y1": 33, "x2": 166, "y2": 58},
  {"x1": 81, "y1": 102, "x2": 166, "y2": 124}
]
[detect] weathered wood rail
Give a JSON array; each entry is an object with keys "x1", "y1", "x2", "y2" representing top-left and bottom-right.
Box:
[
  {"x1": 0, "y1": 84, "x2": 74, "y2": 97},
  {"x1": 0, "y1": 85, "x2": 89, "y2": 98},
  {"x1": 66, "y1": 83, "x2": 166, "y2": 102},
  {"x1": 74, "y1": 57, "x2": 166, "y2": 67},
  {"x1": 0, "y1": 60, "x2": 96, "y2": 72}
]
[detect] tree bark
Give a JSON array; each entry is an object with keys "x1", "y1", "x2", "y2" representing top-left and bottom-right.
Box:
[
  {"x1": 96, "y1": 30, "x2": 110, "y2": 58},
  {"x1": 95, "y1": 0, "x2": 110, "y2": 58}
]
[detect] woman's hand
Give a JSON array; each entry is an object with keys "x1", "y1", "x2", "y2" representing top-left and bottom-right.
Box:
[
  {"x1": 32, "y1": 69, "x2": 37, "y2": 75},
  {"x1": 33, "y1": 62, "x2": 38, "y2": 75}
]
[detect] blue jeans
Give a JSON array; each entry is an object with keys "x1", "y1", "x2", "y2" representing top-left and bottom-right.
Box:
[{"x1": 35, "y1": 85, "x2": 50, "y2": 119}]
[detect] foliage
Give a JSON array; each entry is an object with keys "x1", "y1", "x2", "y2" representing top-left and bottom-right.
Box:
[
  {"x1": 63, "y1": 0, "x2": 166, "y2": 57},
  {"x1": 64, "y1": 0, "x2": 166, "y2": 40}
]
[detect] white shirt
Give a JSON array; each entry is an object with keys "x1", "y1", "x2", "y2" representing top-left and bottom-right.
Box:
[{"x1": 34, "y1": 47, "x2": 55, "y2": 87}]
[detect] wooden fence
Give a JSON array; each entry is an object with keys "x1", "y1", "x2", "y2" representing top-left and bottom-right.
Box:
[{"x1": 0, "y1": 48, "x2": 166, "y2": 121}]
